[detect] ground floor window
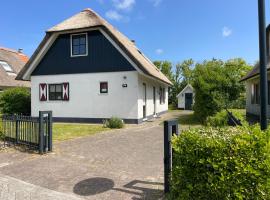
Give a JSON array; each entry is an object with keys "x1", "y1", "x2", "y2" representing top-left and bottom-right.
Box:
[
  {"x1": 160, "y1": 87, "x2": 166, "y2": 104},
  {"x1": 251, "y1": 83, "x2": 260, "y2": 104},
  {"x1": 100, "y1": 82, "x2": 108, "y2": 93},
  {"x1": 49, "y1": 84, "x2": 63, "y2": 100}
]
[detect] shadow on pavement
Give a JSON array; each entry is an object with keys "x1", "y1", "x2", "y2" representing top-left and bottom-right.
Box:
[
  {"x1": 73, "y1": 178, "x2": 163, "y2": 199},
  {"x1": 73, "y1": 177, "x2": 114, "y2": 196}
]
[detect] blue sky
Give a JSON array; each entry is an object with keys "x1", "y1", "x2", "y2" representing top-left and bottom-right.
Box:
[{"x1": 0, "y1": 0, "x2": 269, "y2": 65}]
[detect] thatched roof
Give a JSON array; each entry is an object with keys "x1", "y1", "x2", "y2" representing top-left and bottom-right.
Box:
[
  {"x1": 17, "y1": 8, "x2": 172, "y2": 85},
  {"x1": 240, "y1": 61, "x2": 270, "y2": 82},
  {"x1": 0, "y1": 47, "x2": 30, "y2": 88}
]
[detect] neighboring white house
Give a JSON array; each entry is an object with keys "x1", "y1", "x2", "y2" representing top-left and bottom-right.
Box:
[
  {"x1": 16, "y1": 8, "x2": 172, "y2": 124},
  {"x1": 177, "y1": 84, "x2": 194, "y2": 110},
  {"x1": 240, "y1": 24, "x2": 270, "y2": 119}
]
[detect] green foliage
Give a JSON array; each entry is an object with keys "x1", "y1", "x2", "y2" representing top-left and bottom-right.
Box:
[
  {"x1": 206, "y1": 109, "x2": 246, "y2": 127},
  {"x1": 0, "y1": 87, "x2": 31, "y2": 115},
  {"x1": 192, "y1": 58, "x2": 252, "y2": 122},
  {"x1": 104, "y1": 117, "x2": 124, "y2": 129},
  {"x1": 170, "y1": 126, "x2": 270, "y2": 200},
  {"x1": 153, "y1": 59, "x2": 195, "y2": 107},
  {"x1": 0, "y1": 121, "x2": 4, "y2": 141}
]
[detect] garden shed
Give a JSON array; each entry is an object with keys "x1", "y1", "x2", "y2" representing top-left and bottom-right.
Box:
[{"x1": 177, "y1": 84, "x2": 194, "y2": 110}]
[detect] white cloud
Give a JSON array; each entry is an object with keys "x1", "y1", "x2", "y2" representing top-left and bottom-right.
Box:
[
  {"x1": 155, "y1": 48, "x2": 164, "y2": 55},
  {"x1": 113, "y1": 0, "x2": 136, "y2": 11},
  {"x1": 105, "y1": 10, "x2": 123, "y2": 21},
  {"x1": 222, "y1": 26, "x2": 233, "y2": 37},
  {"x1": 151, "y1": 0, "x2": 163, "y2": 7}
]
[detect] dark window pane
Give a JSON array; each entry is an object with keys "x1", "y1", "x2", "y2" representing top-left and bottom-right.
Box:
[
  {"x1": 73, "y1": 38, "x2": 80, "y2": 46},
  {"x1": 56, "y1": 85, "x2": 62, "y2": 92},
  {"x1": 100, "y1": 82, "x2": 108, "y2": 93},
  {"x1": 56, "y1": 93, "x2": 62, "y2": 100},
  {"x1": 79, "y1": 45, "x2": 86, "y2": 54},
  {"x1": 73, "y1": 46, "x2": 80, "y2": 55},
  {"x1": 80, "y1": 37, "x2": 86, "y2": 45},
  {"x1": 50, "y1": 85, "x2": 55, "y2": 92}
]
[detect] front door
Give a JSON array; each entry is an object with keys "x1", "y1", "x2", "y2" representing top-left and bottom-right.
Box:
[
  {"x1": 143, "y1": 83, "x2": 147, "y2": 119},
  {"x1": 185, "y1": 93, "x2": 193, "y2": 110},
  {"x1": 153, "y1": 87, "x2": 156, "y2": 115}
]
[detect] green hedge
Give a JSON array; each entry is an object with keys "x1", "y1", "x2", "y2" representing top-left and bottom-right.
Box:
[
  {"x1": 0, "y1": 87, "x2": 31, "y2": 115},
  {"x1": 170, "y1": 126, "x2": 270, "y2": 199}
]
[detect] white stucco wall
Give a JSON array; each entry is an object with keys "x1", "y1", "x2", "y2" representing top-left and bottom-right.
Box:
[
  {"x1": 246, "y1": 74, "x2": 270, "y2": 117},
  {"x1": 137, "y1": 74, "x2": 169, "y2": 119},
  {"x1": 177, "y1": 86, "x2": 194, "y2": 109},
  {"x1": 31, "y1": 71, "x2": 139, "y2": 120}
]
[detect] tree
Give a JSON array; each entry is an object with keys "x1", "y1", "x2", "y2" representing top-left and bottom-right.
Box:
[
  {"x1": 192, "y1": 58, "x2": 252, "y2": 122},
  {"x1": 153, "y1": 61, "x2": 173, "y2": 81}
]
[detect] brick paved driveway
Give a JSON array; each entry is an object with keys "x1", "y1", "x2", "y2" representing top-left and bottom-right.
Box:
[{"x1": 0, "y1": 111, "x2": 185, "y2": 200}]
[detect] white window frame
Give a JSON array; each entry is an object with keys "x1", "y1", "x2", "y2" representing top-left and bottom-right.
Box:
[{"x1": 70, "y1": 33, "x2": 88, "y2": 57}]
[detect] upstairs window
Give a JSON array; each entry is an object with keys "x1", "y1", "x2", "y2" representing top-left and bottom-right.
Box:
[
  {"x1": 100, "y1": 82, "x2": 108, "y2": 94},
  {"x1": 0, "y1": 61, "x2": 13, "y2": 72},
  {"x1": 71, "y1": 33, "x2": 88, "y2": 57}
]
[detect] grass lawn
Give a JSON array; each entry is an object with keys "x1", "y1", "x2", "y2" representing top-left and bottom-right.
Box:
[
  {"x1": 178, "y1": 111, "x2": 202, "y2": 130},
  {"x1": 177, "y1": 109, "x2": 246, "y2": 130},
  {"x1": 53, "y1": 123, "x2": 110, "y2": 141}
]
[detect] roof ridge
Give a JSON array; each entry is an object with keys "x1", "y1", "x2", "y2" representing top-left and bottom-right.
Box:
[
  {"x1": 0, "y1": 47, "x2": 27, "y2": 56},
  {"x1": 0, "y1": 47, "x2": 29, "y2": 63}
]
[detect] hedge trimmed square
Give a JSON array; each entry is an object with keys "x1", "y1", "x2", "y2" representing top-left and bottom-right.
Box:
[{"x1": 170, "y1": 126, "x2": 270, "y2": 200}]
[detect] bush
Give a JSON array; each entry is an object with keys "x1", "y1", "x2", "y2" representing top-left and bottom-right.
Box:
[
  {"x1": 170, "y1": 126, "x2": 270, "y2": 200},
  {"x1": 104, "y1": 117, "x2": 124, "y2": 129},
  {"x1": 206, "y1": 109, "x2": 246, "y2": 127},
  {"x1": 0, "y1": 87, "x2": 31, "y2": 115}
]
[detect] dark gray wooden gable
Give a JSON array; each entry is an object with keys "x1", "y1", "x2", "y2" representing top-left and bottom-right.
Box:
[{"x1": 31, "y1": 30, "x2": 135, "y2": 76}]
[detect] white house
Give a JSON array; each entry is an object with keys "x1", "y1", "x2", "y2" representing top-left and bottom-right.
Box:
[
  {"x1": 16, "y1": 8, "x2": 172, "y2": 124},
  {"x1": 240, "y1": 25, "x2": 270, "y2": 119},
  {"x1": 177, "y1": 84, "x2": 194, "y2": 110}
]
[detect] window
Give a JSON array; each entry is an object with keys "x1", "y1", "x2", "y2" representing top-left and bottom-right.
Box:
[
  {"x1": 49, "y1": 84, "x2": 63, "y2": 100},
  {"x1": 160, "y1": 87, "x2": 166, "y2": 104},
  {"x1": 251, "y1": 83, "x2": 260, "y2": 104},
  {"x1": 100, "y1": 82, "x2": 108, "y2": 93},
  {"x1": 71, "y1": 33, "x2": 88, "y2": 56},
  {"x1": 0, "y1": 61, "x2": 13, "y2": 72}
]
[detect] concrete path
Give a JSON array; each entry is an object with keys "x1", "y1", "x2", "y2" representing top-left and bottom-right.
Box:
[{"x1": 0, "y1": 111, "x2": 185, "y2": 200}]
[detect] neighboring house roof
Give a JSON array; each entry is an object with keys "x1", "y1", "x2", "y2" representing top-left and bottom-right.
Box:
[
  {"x1": 241, "y1": 24, "x2": 270, "y2": 82},
  {"x1": 0, "y1": 47, "x2": 30, "y2": 88},
  {"x1": 240, "y1": 61, "x2": 270, "y2": 82},
  {"x1": 17, "y1": 8, "x2": 172, "y2": 85},
  {"x1": 176, "y1": 84, "x2": 194, "y2": 98}
]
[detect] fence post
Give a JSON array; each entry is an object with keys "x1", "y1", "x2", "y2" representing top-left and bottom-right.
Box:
[
  {"x1": 164, "y1": 120, "x2": 179, "y2": 194},
  {"x1": 15, "y1": 115, "x2": 19, "y2": 144},
  {"x1": 39, "y1": 111, "x2": 44, "y2": 154},
  {"x1": 47, "y1": 111, "x2": 53, "y2": 152}
]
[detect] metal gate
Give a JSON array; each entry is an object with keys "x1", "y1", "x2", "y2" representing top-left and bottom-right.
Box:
[{"x1": 2, "y1": 111, "x2": 53, "y2": 154}]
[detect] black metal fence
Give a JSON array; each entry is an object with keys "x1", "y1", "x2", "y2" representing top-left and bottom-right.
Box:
[{"x1": 2, "y1": 111, "x2": 53, "y2": 154}]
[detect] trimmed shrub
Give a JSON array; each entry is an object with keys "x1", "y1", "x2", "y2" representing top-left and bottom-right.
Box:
[
  {"x1": 170, "y1": 126, "x2": 270, "y2": 200},
  {"x1": 206, "y1": 109, "x2": 246, "y2": 127},
  {"x1": 0, "y1": 87, "x2": 31, "y2": 115},
  {"x1": 104, "y1": 117, "x2": 124, "y2": 129}
]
